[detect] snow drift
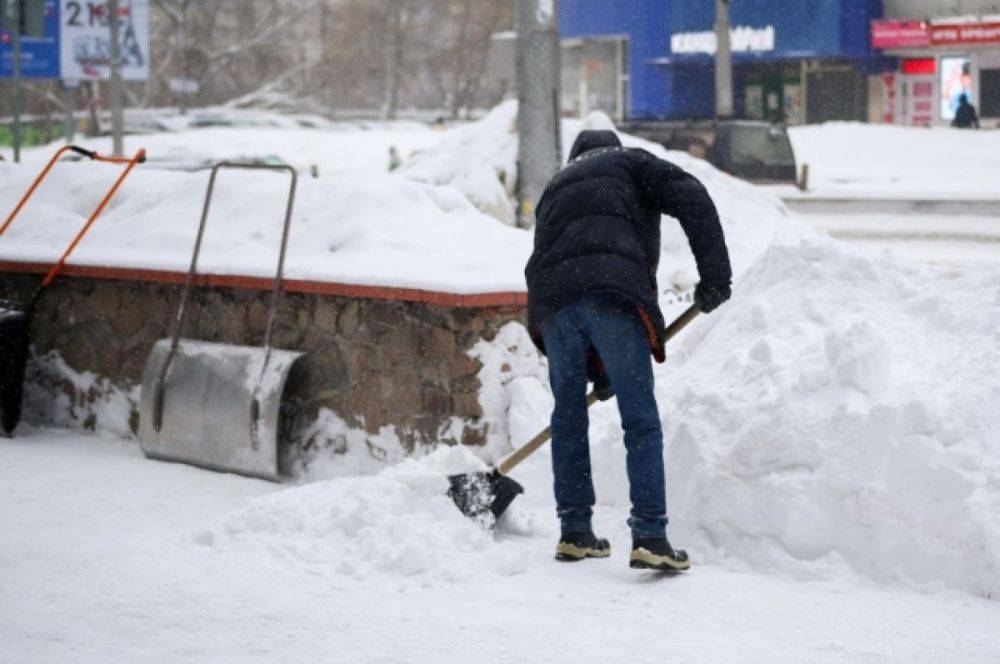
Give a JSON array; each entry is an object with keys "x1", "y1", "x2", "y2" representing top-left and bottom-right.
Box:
[
  {"x1": 659, "y1": 232, "x2": 1000, "y2": 596},
  {"x1": 0, "y1": 161, "x2": 530, "y2": 293}
]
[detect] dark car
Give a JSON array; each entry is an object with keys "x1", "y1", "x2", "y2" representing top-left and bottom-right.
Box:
[{"x1": 621, "y1": 119, "x2": 798, "y2": 184}]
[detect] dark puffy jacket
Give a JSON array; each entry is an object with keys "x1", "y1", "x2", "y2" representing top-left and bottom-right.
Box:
[{"x1": 525, "y1": 130, "x2": 731, "y2": 361}]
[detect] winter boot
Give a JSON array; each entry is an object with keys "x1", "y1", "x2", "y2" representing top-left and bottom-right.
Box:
[
  {"x1": 629, "y1": 536, "x2": 691, "y2": 571},
  {"x1": 555, "y1": 530, "x2": 611, "y2": 561}
]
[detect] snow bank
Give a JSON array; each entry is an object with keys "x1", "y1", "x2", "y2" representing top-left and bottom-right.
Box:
[
  {"x1": 23, "y1": 120, "x2": 442, "y2": 177},
  {"x1": 399, "y1": 100, "x2": 520, "y2": 225},
  {"x1": 402, "y1": 100, "x2": 790, "y2": 290},
  {"x1": 2, "y1": 102, "x2": 787, "y2": 296},
  {"x1": 789, "y1": 122, "x2": 1000, "y2": 196},
  {"x1": 655, "y1": 232, "x2": 1000, "y2": 596},
  {"x1": 201, "y1": 446, "x2": 530, "y2": 582},
  {"x1": 0, "y1": 161, "x2": 530, "y2": 293}
]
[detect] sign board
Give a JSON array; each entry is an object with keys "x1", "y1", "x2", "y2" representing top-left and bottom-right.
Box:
[
  {"x1": 871, "y1": 20, "x2": 931, "y2": 49},
  {"x1": 873, "y1": 19, "x2": 1000, "y2": 50},
  {"x1": 60, "y1": 0, "x2": 149, "y2": 80},
  {"x1": 0, "y1": 0, "x2": 60, "y2": 78},
  {"x1": 671, "y1": 25, "x2": 775, "y2": 55},
  {"x1": 0, "y1": 0, "x2": 148, "y2": 79},
  {"x1": 930, "y1": 22, "x2": 1000, "y2": 47}
]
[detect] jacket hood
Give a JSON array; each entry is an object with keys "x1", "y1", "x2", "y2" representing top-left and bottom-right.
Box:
[{"x1": 568, "y1": 130, "x2": 622, "y2": 161}]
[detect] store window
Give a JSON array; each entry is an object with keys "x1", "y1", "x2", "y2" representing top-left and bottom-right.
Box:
[{"x1": 982, "y1": 68, "x2": 1000, "y2": 118}]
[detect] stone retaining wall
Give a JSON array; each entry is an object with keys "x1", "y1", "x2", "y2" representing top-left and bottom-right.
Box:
[{"x1": 0, "y1": 272, "x2": 526, "y2": 459}]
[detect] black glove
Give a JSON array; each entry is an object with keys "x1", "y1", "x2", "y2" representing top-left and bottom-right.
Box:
[
  {"x1": 586, "y1": 350, "x2": 614, "y2": 402},
  {"x1": 694, "y1": 280, "x2": 731, "y2": 313}
]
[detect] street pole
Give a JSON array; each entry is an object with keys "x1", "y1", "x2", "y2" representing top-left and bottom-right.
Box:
[
  {"x1": 6, "y1": 0, "x2": 23, "y2": 162},
  {"x1": 179, "y1": 0, "x2": 188, "y2": 115},
  {"x1": 516, "y1": 0, "x2": 561, "y2": 229},
  {"x1": 107, "y1": 0, "x2": 124, "y2": 156},
  {"x1": 64, "y1": 81, "x2": 76, "y2": 142},
  {"x1": 714, "y1": 0, "x2": 733, "y2": 120}
]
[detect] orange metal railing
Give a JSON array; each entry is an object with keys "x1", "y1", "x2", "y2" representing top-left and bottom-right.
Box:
[{"x1": 0, "y1": 145, "x2": 147, "y2": 288}]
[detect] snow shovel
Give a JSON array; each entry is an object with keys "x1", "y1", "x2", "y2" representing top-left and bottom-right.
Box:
[
  {"x1": 0, "y1": 146, "x2": 147, "y2": 435},
  {"x1": 137, "y1": 162, "x2": 304, "y2": 481},
  {"x1": 448, "y1": 304, "x2": 702, "y2": 521}
]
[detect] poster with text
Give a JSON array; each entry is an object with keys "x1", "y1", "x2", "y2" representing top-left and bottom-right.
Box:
[{"x1": 59, "y1": 0, "x2": 148, "y2": 81}]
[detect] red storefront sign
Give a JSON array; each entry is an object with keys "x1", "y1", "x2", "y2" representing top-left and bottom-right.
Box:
[
  {"x1": 930, "y1": 22, "x2": 1000, "y2": 46},
  {"x1": 872, "y1": 19, "x2": 1000, "y2": 49},
  {"x1": 871, "y1": 20, "x2": 931, "y2": 48}
]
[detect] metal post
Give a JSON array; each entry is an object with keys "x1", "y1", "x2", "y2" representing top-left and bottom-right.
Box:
[
  {"x1": 7, "y1": 0, "x2": 23, "y2": 162},
  {"x1": 714, "y1": 0, "x2": 733, "y2": 119},
  {"x1": 179, "y1": 0, "x2": 188, "y2": 114},
  {"x1": 107, "y1": 0, "x2": 124, "y2": 156},
  {"x1": 64, "y1": 82, "x2": 76, "y2": 142},
  {"x1": 516, "y1": 0, "x2": 561, "y2": 229}
]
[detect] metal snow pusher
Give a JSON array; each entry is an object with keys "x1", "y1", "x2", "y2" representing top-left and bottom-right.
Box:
[
  {"x1": 138, "y1": 162, "x2": 303, "y2": 481},
  {"x1": 0, "y1": 145, "x2": 147, "y2": 435}
]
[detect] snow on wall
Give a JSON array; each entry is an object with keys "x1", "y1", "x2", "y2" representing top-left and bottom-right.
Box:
[{"x1": 0, "y1": 161, "x2": 530, "y2": 295}]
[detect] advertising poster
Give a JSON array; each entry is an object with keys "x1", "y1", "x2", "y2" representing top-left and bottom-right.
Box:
[
  {"x1": 59, "y1": 0, "x2": 148, "y2": 80},
  {"x1": 939, "y1": 56, "x2": 972, "y2": 121}
]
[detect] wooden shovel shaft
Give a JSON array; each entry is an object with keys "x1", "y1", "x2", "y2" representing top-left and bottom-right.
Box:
[{"x1": 496, "y1": 304, "x2": 701, "y2": 476}]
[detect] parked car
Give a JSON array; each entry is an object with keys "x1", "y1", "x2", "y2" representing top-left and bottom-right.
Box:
[{"x1": 621, "y1": 119, "x2": 798, "y2": 184}]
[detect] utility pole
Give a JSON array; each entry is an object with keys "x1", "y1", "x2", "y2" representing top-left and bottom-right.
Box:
[
  {"x1": 516, "y1": 0, "x2": 561, "y2": 229},
  {"x1": 714, "y1": 0, "x2": 733, "y2": 119},
  {"x1": 179, "y1": 0, "x2": 188, "y2": 114},
  {"x1": 383, "y1": 0, "x2": 403, "y2": 121},
  {"x1": 107, "y1": 0, "x2": 124, "y2": 156},
  {"x1": 6, "y1": 0, "x2": 23, "y2": 162},
  {"x1": 63, "y1": 81, "x2": 77, "y2": 143}
]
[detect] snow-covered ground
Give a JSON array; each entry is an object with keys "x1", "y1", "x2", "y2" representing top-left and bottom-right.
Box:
[
  {"x1": 787, "y1": 122, "x2": 1000, "y2": 197},
  {"x1": 22, "y1": 118, "x2": 442, "y2": 177},
  {"x1": 3, "y1": 109, "x2": 1000, "y2": 661},
  {"x1": 0, "y1": 102, "x2": 785, "y2": 295},
  {"x1": 3, "y1": 428, "x2": 1000, "y2": 664},
  {"x1": 799, "y1": 213, "x2": 1000, "y2": 265}
]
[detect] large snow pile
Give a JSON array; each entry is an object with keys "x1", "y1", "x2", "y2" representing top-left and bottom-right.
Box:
[
  {"x1": 0, "y1": 161, "x2": 530, "y2": 293},
  {"x1": 658, "y1": 232, "x2": 1000, "y2": 596},
  {"x1": 472, "y1": 228, "x2": 1000, "y2": 597},
  {"x1": 789, "y1": 122, "x2": 1000, "y2": 196},
  {"x1": 402, "y1": 100, "x2": 791, "y2": 291},
  {"x1": 399, "y1": 100, "x2": 520, "y2": 225}
]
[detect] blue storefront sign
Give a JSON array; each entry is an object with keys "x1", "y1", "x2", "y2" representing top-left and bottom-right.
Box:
[
  {"x1": 560, "y1": 0, "x2": 885, "y2": 120},
  {"x1": 0, "y1": 0, "x2": 61, "y2": 78}
]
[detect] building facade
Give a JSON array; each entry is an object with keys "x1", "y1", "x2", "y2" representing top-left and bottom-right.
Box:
[
  {"x1": 872, "y1": 1, "x2": 1000, "y2": 125},
  {"x1": 559, "y1": 0, "x2": 888, "y2": 123}
]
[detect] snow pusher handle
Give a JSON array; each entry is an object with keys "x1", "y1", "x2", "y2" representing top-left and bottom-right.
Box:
[
  {"x1": 496, "y1": 304, "x2": 701, "y2": 475},
  {"x1": 151, "y1": 162, "x2": 299, "y2": 435},
  {"x1": 0, "y1": 145, "x2": 146, "y2": 238}
]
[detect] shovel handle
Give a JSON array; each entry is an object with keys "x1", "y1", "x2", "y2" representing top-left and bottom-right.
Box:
[{"x1": 495, "y1": 304, "x2": 701, "y2": 476}]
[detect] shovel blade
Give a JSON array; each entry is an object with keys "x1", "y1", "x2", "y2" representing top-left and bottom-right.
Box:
[
  {"x1": 0, "y1": 302, "x2": 29, "y2": 435},
  {"x1": 448, "y1": 469, "x2": 524, "y2": 521},
  {"x1": 138, "y1": 338, "x2": 303, "y2": 480}
]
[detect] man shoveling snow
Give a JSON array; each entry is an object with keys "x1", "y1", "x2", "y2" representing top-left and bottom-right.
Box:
[{"x1": 525, "y1": 130, "x2": 732, "y2": 571}]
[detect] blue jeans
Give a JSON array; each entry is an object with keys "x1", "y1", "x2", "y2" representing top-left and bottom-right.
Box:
[{"x1": 540, "y1": 293, "x2": 667, "y2": 538}]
